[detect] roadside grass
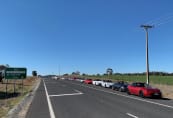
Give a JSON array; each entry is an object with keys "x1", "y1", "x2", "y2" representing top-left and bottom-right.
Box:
[
  {"x1": 112, "y1": 75, "x2": 173, "y2": 85},
  {"x1": 85, "y1": 75, "x2": 173, "y2": 85},
  {"x1": 0, "y1": 77, "x2": 38, "y2": 118}
]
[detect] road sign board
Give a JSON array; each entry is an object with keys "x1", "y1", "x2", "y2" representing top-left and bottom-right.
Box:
[{"x1": 5, "y1": 68, "x2": 27, "y2": 79}]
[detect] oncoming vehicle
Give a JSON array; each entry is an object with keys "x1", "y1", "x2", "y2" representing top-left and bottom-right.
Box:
[{"x1": 127, "y1": 82, "x2": 162, "y2": 98}]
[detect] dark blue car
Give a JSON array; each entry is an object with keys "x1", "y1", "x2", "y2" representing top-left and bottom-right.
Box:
[{"x1": 111, "y1": 81, "x2": 128, "y2": 92}]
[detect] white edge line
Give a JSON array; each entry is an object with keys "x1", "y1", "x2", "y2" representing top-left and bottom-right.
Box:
[
  {"x1": 126, "y1": 113, "x2": 138, "y2": 118},
  {"x1": 69, "y1": 82, "x2": 173, "y2": 109},
  {"x1": 43, "y1": 79, "x2": 56, "y2": 118}
]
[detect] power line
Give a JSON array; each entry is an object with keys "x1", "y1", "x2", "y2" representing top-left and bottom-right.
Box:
[{"x1": 145, "y1": 14, "x2": 173, "y2": 27}]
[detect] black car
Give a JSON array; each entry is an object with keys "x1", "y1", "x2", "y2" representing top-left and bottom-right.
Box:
[{"x1": 111, "y1": 81, "x2": 128, "y2": 92}]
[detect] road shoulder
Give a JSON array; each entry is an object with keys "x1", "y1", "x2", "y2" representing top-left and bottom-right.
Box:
[{"x1": 6, "y1": 78, "x2": 41, "y2": 118}]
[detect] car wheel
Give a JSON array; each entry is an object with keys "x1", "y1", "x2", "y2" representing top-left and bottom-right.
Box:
[
  {"x1": 158, "y1": 94, "x2": 162, "y2": 99},
  {"x1": 127, "y1": 90, "x2": 131, "y2": 95},
  {"x1": 119, "y1": 88, "x2": 122, "y2": 92},
  {"x1": 139, "y1": 91, "x2": 144, "y2": 98},
  {"x1": 112, "y1": 86, "x2": 115, "y2": 90}
]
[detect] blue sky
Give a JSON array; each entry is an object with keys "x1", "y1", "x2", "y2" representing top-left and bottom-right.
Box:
[{"x1": 1, "y1": 0, "x2": 173, "y2": 75}]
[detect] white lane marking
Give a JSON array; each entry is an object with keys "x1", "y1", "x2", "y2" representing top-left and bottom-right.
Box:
[
  {"x1": 49, "y1": 93, "x2": 83, "y2": 97},
  {"x1": 43, "y1": 82, "x2": 57, "y2": 84},
  {"x1": 69, "y1": 82, "x2": 173, "y2": 109},
  {"x1": 74, "y1": 89, "x2": 82, "y2": 93},
  {"x1": 43, "y1": 79, "x2": 56, "y2": 118},
  {"x1": 49, "y1": 89, "x2": 83, "y2": 97},
  {"x1": 126, "y1": 113, "x2": 138, "y2": 118}
]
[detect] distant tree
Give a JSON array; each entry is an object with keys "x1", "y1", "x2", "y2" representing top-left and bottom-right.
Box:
[
  {"x1": 75, "y1": 71, "x2": 80, "y2": 75},
  {"x1": 0, "y1": 65, "x2": 8, "y2": 70},
  {"x1": 63, "y1": 73, "x2": 69, "y2": 76},
  {"x1": 32, "y1": 71, "x2": 37, "y2": 77},
  {"x1": 0, "y1": 72, "x2": 2, "y2": 82},
  {"x1": 72, "y1": 71, "x2": 80, "y2": 75},
  {"x1": 114, "y1": 73, "x2": 122, "y2": 75},
  {"x1": 0, "y1": 65, "x2": 9, "y2": 82},
  {"x1": 96, "y1": 73, "x2": 100, "y2": 76},
  {"x1": 82, "y1": 73, "x2": 87, "y2": 76},
  {"x1": 5, "y1": 64, "x2": 10, "y2": 67}
]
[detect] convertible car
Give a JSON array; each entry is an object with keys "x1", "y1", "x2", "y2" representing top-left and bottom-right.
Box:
[{"x1": 127, "y1": 82, "x2": 162, "y2": 98}]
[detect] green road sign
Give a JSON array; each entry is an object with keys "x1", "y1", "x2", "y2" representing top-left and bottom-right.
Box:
[{"x1": 5, "y1": 68, "x2": 27, "y2": 79}]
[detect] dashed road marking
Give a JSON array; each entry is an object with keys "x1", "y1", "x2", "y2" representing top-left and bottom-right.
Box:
[
  {"x1": 49, "y1": 89, "x2": 83, "y2": 97},
  {"x1": 74, "y1": 89, "x2": 82, "y2": 93},
  {"x1": 49, "y1": 92, "x2": 83, "y2": 97},
  {"x1": 126, "y1": 113, "x2": 139, "y2": 118}
]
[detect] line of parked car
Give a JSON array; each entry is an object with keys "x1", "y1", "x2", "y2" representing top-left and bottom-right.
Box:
[{"x1": 72, "y1": 78, "x2": 162, "y2": 99}]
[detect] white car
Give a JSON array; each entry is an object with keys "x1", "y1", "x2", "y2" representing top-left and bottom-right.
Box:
[
  {"x1": 77, "y1": 78, "x2": 85, "y2": 83},
  {"x1": 101, "y1": 80, "x2": 114, "y2": 88},
  {"x1": 52, "y1": 76, "x2": 58, "y2": 80},
  {"x1": 92, "y1": 79, "x2": 102, "y2": 86}
]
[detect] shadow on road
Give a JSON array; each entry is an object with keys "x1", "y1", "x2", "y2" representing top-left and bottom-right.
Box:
[
  {"x1": 147, "y1": 97, "x2": 171, "y2": 100},
  {"x1": 161, "y1": 97, "x2": 171, "y2": 100}
]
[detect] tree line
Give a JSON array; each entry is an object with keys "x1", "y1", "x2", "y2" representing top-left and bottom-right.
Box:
[{"x1": 102, "y1": 72, "x2": 173, "y2": 76}]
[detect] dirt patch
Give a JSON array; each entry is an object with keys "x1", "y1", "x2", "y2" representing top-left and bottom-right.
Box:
[{"x1": 151, "y1": 84, "x2": 173, "y2": 99}]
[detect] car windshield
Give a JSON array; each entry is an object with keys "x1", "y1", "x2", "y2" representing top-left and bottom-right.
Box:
[
  {"x1": 136, "y1": 83, "x2": 145, "y2": 87},
  {"x1": 117, "y1": 81, "x2": 124, "y2": 84}
]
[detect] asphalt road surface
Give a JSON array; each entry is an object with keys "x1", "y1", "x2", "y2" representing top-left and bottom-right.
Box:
[{"x1": 26, "y1": 78, "x2": 173, "y2": 118}]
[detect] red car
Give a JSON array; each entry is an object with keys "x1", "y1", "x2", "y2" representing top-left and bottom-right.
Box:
[
  {"x1": 84, "y1": 79, "x2": 93, "y2": 84},
  {"x1": 127, "y1": 82, "x2": 162, "y2": 98}
]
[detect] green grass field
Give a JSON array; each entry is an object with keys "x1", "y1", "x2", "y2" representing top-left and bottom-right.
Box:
[{"x1": 85, "y1": 75, "x2": 173, "y2": 85}]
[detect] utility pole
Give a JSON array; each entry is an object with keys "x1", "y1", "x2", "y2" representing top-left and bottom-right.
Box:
[
  {"x1": 141, "y1": 25, "x2": 153, "y2": 85},
  {"x1": 58, "y1": 65, "x2": 60, "y2": 78}
]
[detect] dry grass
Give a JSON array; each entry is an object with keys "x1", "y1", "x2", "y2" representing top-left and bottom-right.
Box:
[
  {"x1": 152, "y1": 84, "x2": 173, "y2": 99},
  {"x1": 0, "y1": 77, "x2": 38, "y2": 118}
]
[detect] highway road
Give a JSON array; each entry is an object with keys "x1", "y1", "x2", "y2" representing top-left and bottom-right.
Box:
[{"x1": 26, "y1": 78, "x2": 173, "y2": 118}]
